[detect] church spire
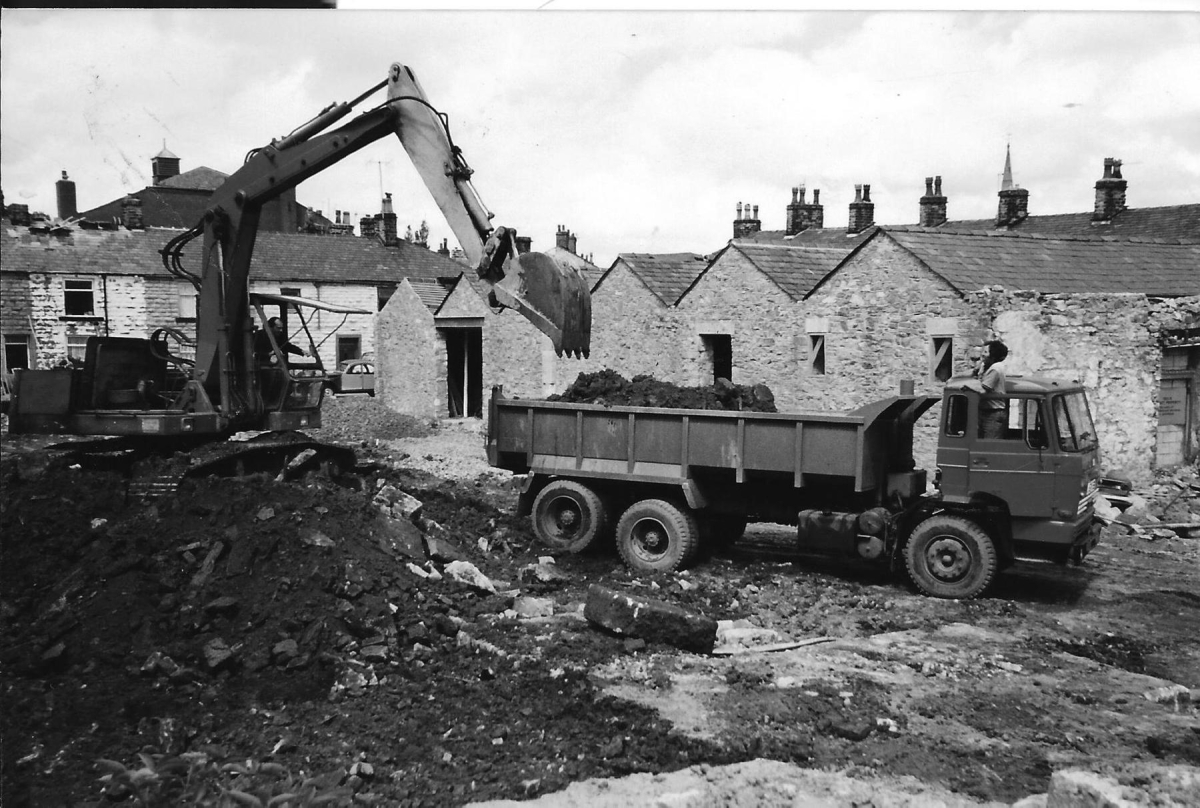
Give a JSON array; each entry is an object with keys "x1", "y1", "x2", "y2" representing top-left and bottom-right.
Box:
[{"x1": 1000, "y1": 143, "x2": 1015, "y2": 191}]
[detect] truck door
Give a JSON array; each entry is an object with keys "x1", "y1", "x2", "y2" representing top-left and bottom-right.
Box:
[{"x1": 967, "y1": 396, "x2": 1057, "y2": 520}]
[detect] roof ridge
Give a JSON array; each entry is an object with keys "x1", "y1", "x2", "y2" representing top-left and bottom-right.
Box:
[{"x1": 885, "y1": 225, "x2": 1200, "y2": 246}]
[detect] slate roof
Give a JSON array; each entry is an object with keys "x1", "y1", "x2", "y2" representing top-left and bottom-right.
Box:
[
  {"x1": 0, "y1": 226, "x2": 466, "y2": 288},
  {"x1": 739, "y1": 226, "x2": 878, "y2": 249},
  {"x1": 407, "y1": 278, "x2": 457, "y2": 312},
  {"x1": 862, "y1": 227, "x2": 1200, "y2": 298},
  {"x1": 158, "y1": 166, "x2": 229, "y2": 192},
  {"x1": 946, "y1": 204, "x2": 1200, "y2": 242},
  {"x1": 692, "y1": 242, "x2": 847, "y2": 302},
  {"x1": 596, "y1": 253, "x2": 709, "y2": 305}
]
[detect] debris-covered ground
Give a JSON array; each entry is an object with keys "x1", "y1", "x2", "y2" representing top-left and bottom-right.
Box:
[{"x1": 2, "y1": 396, "x2": 1198, "y2": 807}]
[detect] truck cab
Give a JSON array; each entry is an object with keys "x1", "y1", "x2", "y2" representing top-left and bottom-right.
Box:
[{"x1": 934, "y1": 374, "x2": 1102, "y2": 565}]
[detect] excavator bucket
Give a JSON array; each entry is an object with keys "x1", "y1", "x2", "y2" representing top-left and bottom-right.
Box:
[{"x1": 490, "y1": 251, "x2": 592, "y2": 359}]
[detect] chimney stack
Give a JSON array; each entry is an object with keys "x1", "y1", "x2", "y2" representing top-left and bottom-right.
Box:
[
  {"x1": 919, "y1": 175, "x2": 947, "y2": 227},
  {"x1": 1092, "y1": 157, "x2": 1127, "y2": 222},
  {"x1": 555, "y1": 225, "x2": 579, "y2": 254},
  {"x1": 152, "y1": 144, "x2": 181, "y2": 186},
  {"x1": 847, "y1": 184, "x2": 875, "y2": 234},
  {"x1": 733, "y1": 201, "x2": 762, "y2": 239},
  {"x1": 381, "y1": 193, "x2": 398, "y2": 246},
  {"x1": 121, "y1": 194, "x2": 144, "y2": 230},
  {"x1": 786, "y1": 183, "x2": 824, "y2": 235},
  {"x1": 56, "y1": 170, "x2": 77, "y2": 220},
  {"x1": 438, "y1": 238, "x2": 450, "y2": 257},
  {"x1": 515, "y1": 235, "x2": 532, "y2": 254}
]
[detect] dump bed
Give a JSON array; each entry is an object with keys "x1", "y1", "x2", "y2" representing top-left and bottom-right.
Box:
[{"x1": 488, "y1": 389, "x2": 938, "y2": 493}]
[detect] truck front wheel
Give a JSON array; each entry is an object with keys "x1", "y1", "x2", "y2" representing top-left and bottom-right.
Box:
[
  {"x1": 531, "y1": 480, "x2": 609, "y2": 553},
  {"x1": 616, "y1": 499, "x2": 699, "y2": 573},
  {"x1": 905, "y1": 515, "x2": 998, "y2": 599}
]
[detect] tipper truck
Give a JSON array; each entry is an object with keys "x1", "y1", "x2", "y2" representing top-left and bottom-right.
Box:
[{"x1": 487, "y1": 374, "x2": 1104, "y2": 599}]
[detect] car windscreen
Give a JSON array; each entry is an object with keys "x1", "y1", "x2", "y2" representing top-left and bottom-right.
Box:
[{"x1": 1052, "y1": 392, "x2": 1098, "y2": 452}]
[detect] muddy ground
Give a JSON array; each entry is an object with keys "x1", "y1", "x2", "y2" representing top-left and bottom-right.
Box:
[{"x1": 1, "y1": 395, "x2": 1198, "y2": 807}]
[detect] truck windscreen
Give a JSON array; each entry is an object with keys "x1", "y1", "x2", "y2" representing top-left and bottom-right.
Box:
[{"x1": 1053, "y1": 392, "x2": 1098, "y2": 452}]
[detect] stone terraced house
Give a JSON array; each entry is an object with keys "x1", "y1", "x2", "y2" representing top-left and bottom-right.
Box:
[
  {"x1": 582, "y1": 157, "x2": 1199, "y2": 484},
  {"x1": 0, "y1": 223, "x2": 467, "y2": 383}
]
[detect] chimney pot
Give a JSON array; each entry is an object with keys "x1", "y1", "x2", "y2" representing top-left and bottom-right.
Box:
[
  {"x1": 791, "y1": 186, "x2": 798, "y2": 204},
  {"x1": 925, "y1": 177, "x2": 934, "y2": 195},
  {"x1": 813, "y1": 189, "x2": 820, "y2": 205}
]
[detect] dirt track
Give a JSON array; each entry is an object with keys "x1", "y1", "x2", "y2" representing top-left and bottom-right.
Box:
[{"x1": 2, "y1": 398, "x2": 1198, "y2": 807}]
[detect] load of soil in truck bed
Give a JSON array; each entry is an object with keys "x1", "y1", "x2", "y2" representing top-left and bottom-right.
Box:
[{"x1": 549, "y1": 370, "x2": 777, "y2": 412}]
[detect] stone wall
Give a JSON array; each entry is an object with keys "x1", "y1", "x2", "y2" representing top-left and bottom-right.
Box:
[
  {"x1": 677, "y1": 248, "x2": 805, "y2": 402},
  {"x1": 561, "y1": 263, "x2": 687, "y2": 391},
  {"x1": 803, "y1": 236, "x2": 983, "y2": 470},
  {"x1": 967, "y1": 289, "x2": 1200, "y2": 484},
  {"x1": 375, "y1": 280, "x2": 439, "y2": 419},
  {"x1": 1, "y1": 273, "x2": 34, "y2": 369}
]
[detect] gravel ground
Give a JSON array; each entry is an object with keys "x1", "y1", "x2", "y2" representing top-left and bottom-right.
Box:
[{"x1": 2, "y1": 398, "x2": 1197, "y2": 807}]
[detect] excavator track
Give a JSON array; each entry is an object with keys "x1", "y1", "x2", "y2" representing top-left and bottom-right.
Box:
[{"x1": 46, "y1": 432, "x2": 358, "y2": 500}]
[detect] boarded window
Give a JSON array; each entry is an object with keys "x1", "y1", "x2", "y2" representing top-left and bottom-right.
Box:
[
  {"x1": 64, "y1": 279, "x2": 95, "y2": 317},
  {"x1": 809, "y1": 334, "x2": 826, "y2": 375},
  {"x1": 931, "y1": 336, "x2": 953, "y2": 382}
]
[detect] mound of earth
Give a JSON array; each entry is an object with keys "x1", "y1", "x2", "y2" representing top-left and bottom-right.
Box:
[{"x1": 549, "y1": 370, "x2": 777, "y2": 412}]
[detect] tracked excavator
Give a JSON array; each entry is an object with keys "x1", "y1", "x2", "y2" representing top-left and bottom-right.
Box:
[{"x1": 9, "y1": 63, "x2": 592, "y2": 494}]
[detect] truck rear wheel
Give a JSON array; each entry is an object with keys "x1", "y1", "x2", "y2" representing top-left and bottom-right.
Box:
[
  {"x1": 616, "y1": 499, "x2": 699, "y2": 573},
  {"x1": 531, "y1": 480, "x2": 609, "y2": 553},
  {"x1": 905, "y1": 515, "x2": 998, "y2": 599}
]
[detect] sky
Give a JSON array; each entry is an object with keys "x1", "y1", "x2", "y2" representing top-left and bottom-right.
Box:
[{"x1": 2, "y1": 7, "x2": 1199, "y2": 269}]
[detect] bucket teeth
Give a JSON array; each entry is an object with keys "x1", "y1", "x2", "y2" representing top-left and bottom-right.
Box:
[{"x1": 492, "y1": 251, "x2": 591, "y2": 358}]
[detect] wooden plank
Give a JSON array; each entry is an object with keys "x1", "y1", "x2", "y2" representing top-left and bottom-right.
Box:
[
  {"x1": 736, "y1": 418, "x2": 746, "y2": 484},
  {"x1": 627, "y1": 412, "x2": 636, "y2": 475},
  {"x1": 794, "y1": 422, "x2": 805, "y2": 488},
  {"x1": 681, "y1": 415, "x2": 690, "y2": 480}
]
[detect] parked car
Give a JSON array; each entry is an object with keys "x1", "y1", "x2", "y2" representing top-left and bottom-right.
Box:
[{"x1": 326, "y1": 359, "x2": 375, "y2": 396}]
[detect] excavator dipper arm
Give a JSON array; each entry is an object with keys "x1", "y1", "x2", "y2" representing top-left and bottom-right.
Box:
[{"x1": 186, "y1": 62, "x2": 591, "y2": 419}]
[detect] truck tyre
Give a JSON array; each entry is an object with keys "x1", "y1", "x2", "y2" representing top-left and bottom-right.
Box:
[
  {"x1": 905, "y1": 515, "x2": 998, "y2": 599},
  {"x1": 616, "y1": 499, "x2": 700, "y2": 573},
  {"x1": 531, "y1": 480, "x2": 609, "y2": 553}
]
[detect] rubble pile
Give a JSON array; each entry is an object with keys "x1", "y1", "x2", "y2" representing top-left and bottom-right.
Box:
[
  {"x1": 550, "y1": 369, "x2": 777, "y2": 412},
  {"x1": 0, "y1": 448, "x2": 727, "y2": 805}
]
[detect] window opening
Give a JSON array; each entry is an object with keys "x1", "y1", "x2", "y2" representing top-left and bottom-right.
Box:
[
  {"x1": 4, "y1": 335, "x2": 31, "y2": 371},
  {"x1": 809, "y1": 334, "x2": 826, "y2": 375},
  {"x1": 337, "y1": 335, "x2": 362, "y2": 365},
  {"x1": 66, "y1": 334, "x2": 90, "y2": 363},
  {"x1": 64, "y1": 279, "x2": 95, "y2": 317},
  {"x1": 931, "y1": 336, "x2": 953, "y2": 383},
  {"x1": 944, "y1": 394, "x2": 968, "y2": 437},
  {"x1": 703, "y1": 334, "x2": 732, "y2": 383}
]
